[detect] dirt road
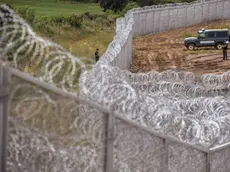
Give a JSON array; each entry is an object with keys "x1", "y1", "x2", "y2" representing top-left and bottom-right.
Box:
[{"x1": 129, "y1": 20, "x2": 230, "y2": 75}]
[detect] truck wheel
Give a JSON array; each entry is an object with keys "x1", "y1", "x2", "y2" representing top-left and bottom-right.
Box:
[
  {"x1": 187, "y1": 43, "x2": 195, "y2": 50},
  {"x1": 215, "y1": 42, "x2": 223, "y2": 50}
]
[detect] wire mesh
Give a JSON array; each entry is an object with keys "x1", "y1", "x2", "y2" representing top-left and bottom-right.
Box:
[
  {"x1": 168, "y1": 142, "x2": 207, "y2": 172},
  {"x1": 1, "y1": 0, "x2": 230, "y2": 171},
  {"x1": 210, "y1": 147, "x2": 230, "y2": 172},
  {"x1": 7, "y1": 75, "x2": 107, "y2": 172},
  {"x1": 114, "y1": 118, "x2": 164, "y2": 172}
]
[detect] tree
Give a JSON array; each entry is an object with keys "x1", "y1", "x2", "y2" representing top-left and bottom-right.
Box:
[{"x1": 99, "y1": 0, "x2": 127, "y2": 12}]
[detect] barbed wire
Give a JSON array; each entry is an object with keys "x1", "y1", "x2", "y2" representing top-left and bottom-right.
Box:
[{"x1": 1, "y1": 2, "x2": 230, "y2": 171}]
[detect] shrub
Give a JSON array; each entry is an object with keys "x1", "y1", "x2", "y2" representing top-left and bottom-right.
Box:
[
  {"x1": 35, "y1": 17, "x2": 55, "y2": 36},
  {"x1": 118, "y1": 2, "x2": 139, "y2": 17},
  {"x1": 16, "y1": 7, "x2": 36, "y2": 24},
  {"x1": 51, "y1": 16, "x2": 67, "y2": 24},
  {"x1": 67, "y1": 14, "x2": 83, "y2": 28}
]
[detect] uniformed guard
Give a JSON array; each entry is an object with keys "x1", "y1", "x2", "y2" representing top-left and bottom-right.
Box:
[
  {"x1": 95, "y1": 48, "x2": 99, "y2": 62},
  {"x1": 223, "y1": 41, "x2": 228, "y2": 60}
]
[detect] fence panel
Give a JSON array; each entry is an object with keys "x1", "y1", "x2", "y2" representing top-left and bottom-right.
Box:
[
  {"x1": 169, "y1": 8, "x2": 178, "y2": 30},
  {"x1": 7, "y1": 75, "x2": 107, "y2": 172},
  {"x1": 223, "y1": 0, "x2": 230, "y2": 19},
  {"x1": 177, "y1": 6, "x2": 187, "y2": 28},
  {"x1": 202, "y1": 3, "x2": 209, "y2": 22},
  {"x1": 210, "y1": 146, "x2": 230, "y2": 172},
  {"x1": 140, "y1": 12, "x2": 147, "y2": 35},
  {"x1": 146, "y1": 11, "x2": 154, "y2": 34},
  {"x1": 160, "y1": 8, "x2": 169, "y2": 32},
  {"x1": 187, "y1": 5, "x2": 196, "y2": 26},
  {"x1": 209, "y1": 2, "x2": 216, "y2": 21},
  {"x1": 113, "y1": 117, "x2": 164, "y2": 172},
  {"x1": 153, "y1": 10, "x2": 161, "y2": 33},
  {"x1": 168, "y1": 142, "x2": 207, "y2": 172},
  {"x1": 194, "y1": 5, "x2": 203, "y2": 24},
  {"x1": 216, "y1": 1, "x2": 224, "y2": 20},
  {"x1": 0, "y1": 63, "x2": 10, "y2": 172}
]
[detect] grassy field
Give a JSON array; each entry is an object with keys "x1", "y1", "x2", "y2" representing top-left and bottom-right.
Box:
[
  {"x1": 47, "y1": 28, "x2": 115, "y2": 58},
  {"x1": 0, "y1": 0, "x2": 115, "y2": 59},
  {"x1": 0, "y1": 0, "x2": 104, "y2": 18}
]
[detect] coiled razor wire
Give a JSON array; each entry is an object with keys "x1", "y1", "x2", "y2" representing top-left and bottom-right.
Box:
[{"x1": 2, "y1": 3, "x2": 230, "y2": 171}]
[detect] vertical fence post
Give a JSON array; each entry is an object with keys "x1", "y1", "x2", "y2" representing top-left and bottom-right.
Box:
[
  {"x1": 106, "y1": 112, "x2": 114, "y2": 172},
  {"x1": 153, "y1": 10, "x2": 155, "y2": 34},
  {"x1": 208, "y1": 2, "x2": 210, "y2": 21},
  {"x1": 161, "y1": 139, "x2": 169, "y2": 172},
  {"x1": 201, "y1": 3, "x2": 204, "y2": 23},
  {"x1": 176, "y1": 7, "x2": 179, "y2": 28},
  {"x1": 186, "y1": 6, "x2": 188, "y2": 27},
  {"x1": 167, "y1": 8, "x2": 170, "y2": 30},
  {"x1": 206, "y1": 152, "x2": 211, "y2": 172},
  {"x1": 0, "y1": 63, "x2": 10, "y2": 172},
  {"x1": 159, "y1": 10, "x2": 162, "y2": 32},
  {"x1": 222, "y1": 0, "x2": 225, "y2": 20}
]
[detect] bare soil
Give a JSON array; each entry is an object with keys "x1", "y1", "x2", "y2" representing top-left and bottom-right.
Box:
[{"x1": 129, "y1": 20, "x2": 230, "y2": 75}]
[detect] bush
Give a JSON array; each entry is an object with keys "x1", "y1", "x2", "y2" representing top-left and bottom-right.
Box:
[
  {"x1": 67, "y1": 14, "x2": 83, "y2": 28},
  {"x1": 16, "y1": 7, "x2": 36, "y2": 24},
  {"x1": 119, "y1": 2, "x2": 139, "y2": 17},
  {"x1": 35, "y1": 17, "x2": 55, "y2": 36},
  {"x1": 50, "y1": 16, "x2": 67, "y2": 24}
]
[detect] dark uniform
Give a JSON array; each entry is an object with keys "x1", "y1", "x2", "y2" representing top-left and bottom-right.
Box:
[
  {"x1": 223, "y1": 42, "x2": 228, "y2": 60},
  {"x1": 95, "y1": 49, "x2": 99, "y2": 62}
]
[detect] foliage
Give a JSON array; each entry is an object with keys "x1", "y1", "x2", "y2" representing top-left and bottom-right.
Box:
[
  {"x1": 67, "y1": 14, "x2": 83, "y2": 28},
  {"x1": 118, "y1": 2, "x2": 139, "y2": 17},
  {"x1": 99, "y1": 0, "x2": 128, "y2": 12},
  {"x1": 35, "y1": 17, "x2": 56, "y2": 36},
  {"x1": 0, "y1": 0, "x2": 104, "y2": 18},
  {"x1": 99, "y1": 0, "x2": 196, "y2": 11},
  {"x1": 16, "y1": 7, "x2": 36, "y2": 24}
]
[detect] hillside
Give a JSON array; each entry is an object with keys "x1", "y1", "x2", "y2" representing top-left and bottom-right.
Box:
[{"x1": 130, "y1": 20, "x2": 230, "y2": 75}]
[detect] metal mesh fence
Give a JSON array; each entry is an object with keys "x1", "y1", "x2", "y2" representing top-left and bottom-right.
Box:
[
  {"x1": 168, "y1": 142, "x2": 207, "y2": 172},
  {"x1": 7, "y1": 75, "x2": 107, "y2": 172},
  {"x1": 1, "y1": 0, "x2": 230, "y2": 171},
  {"x1": 114, "y1": 118, "x2": 164, "y2": 172}
]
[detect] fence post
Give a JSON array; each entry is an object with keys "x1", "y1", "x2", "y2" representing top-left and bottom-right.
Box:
[
  {"x1": 159, "y1": 10, "x2": 162, "y2": 32},
  {"x1": 167, "y1": 8, "x2": 170, "y2": 30},
  {"x1": 0, "y1": 63, "x2": 10, "y2": 172},
  {"x1": 206, "y1": 152, "x2": 211, "y2": 172},
  {"x1": 186, "y1": 6, "x2": 188, "y2": 27},
  {"x1": 208, "y1": 2, "x2": 210, "y2": 21},
  {"x1": 106, "y1": 112, "x2": 114, "y2": 172},
  {"x1": 161, "y1": 139, "x2": 169, "y2": 172}
]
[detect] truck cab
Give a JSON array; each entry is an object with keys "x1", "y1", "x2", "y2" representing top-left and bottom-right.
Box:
[{"x1": 184, "y1": 29, "x2": 229, "y2": 50}]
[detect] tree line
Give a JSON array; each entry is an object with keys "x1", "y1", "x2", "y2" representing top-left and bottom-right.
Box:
[{"x1": 68, "y1": 0, "x2": 195, "y2": 12}]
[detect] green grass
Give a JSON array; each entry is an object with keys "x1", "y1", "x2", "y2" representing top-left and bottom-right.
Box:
[
  {"x1": 0, "y1": 0, "x2": 104, "y2": 18},
  {"x1": 0, "y1": 0, "x2": 115, "y2": 58},
  {"x1": 48, "y1": 28, "x2": 115, "y2": 58}
]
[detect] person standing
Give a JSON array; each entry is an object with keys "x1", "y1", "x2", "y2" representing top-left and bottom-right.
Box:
[
  {"x1": 95, "y1": 48, "x2": 100, "y2": 62},
  {"x1": 223, "y1": 41, "x2": 228, "y2": 60}
]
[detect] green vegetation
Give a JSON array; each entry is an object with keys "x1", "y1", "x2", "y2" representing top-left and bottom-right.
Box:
[
  {"x1": 0, "y1": 0, "x2": 196, "y2": 59},
  {"x1": 0, "y1": 0, "x2": 116, "y2": 58},
  {"x1": 0, "y1": 0, "x2": 104, "y2": 18}
]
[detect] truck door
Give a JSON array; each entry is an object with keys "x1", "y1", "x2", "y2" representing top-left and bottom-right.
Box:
[
  {"x1": 197, "y1": 32, "x2": 207, "y2": 47},
  {"x1": 205, "y1": 32, "x2": 215, "y2": 45}
]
